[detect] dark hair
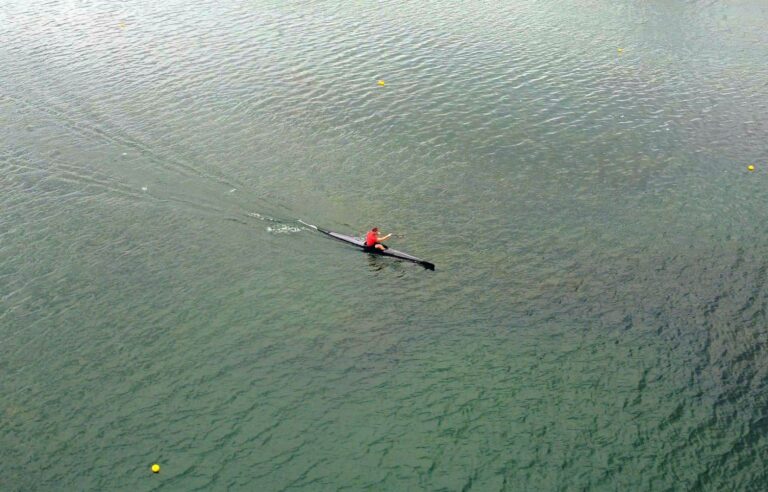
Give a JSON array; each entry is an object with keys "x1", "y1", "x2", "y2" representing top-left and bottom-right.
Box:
[{"x1": 372, "y1": 227, "x2": 379, "y2": 232}]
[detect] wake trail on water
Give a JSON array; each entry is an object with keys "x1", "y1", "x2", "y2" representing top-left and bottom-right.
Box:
[
  {"x1": 5, "y1": 92, "x2": 245, "y2": 191},
  {"x1": 4, "y1": 90, "x2": 315, "y2": 234}
]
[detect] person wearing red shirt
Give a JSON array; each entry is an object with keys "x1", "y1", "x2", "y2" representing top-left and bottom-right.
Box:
[{"x1": 364, "y1": 227, "x2": 391, "y2": 251}]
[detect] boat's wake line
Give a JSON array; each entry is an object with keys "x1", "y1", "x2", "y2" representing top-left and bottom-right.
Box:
[
  {"x1": 246, "y1": 212, "x2": 303, "y2": 234},
  {"x1": 267, "y1": 224, "x2": 302, "y2": 234}
]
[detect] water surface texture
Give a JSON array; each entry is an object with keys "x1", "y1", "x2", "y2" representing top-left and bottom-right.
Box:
[{"x1": 2, "y1": 0, "x2": 768, "y2": 490}]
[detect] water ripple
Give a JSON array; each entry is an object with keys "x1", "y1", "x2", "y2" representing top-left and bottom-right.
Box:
[{"x1": 2, "y1": 0, "x2": 768, "y2": 490}]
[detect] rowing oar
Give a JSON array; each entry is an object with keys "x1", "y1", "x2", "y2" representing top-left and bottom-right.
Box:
[{"x1": 299, "y1": 221, "x2": 405, "y2": 238}]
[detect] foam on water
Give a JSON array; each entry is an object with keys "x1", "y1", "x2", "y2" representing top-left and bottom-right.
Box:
[{"x1": 266, "y1": 225, "x2": 302, "y2": 235}]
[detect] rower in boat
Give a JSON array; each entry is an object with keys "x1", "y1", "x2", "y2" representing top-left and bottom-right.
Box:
[{"x1": 364, "y1": 227, "x2": 392, "y2": 251}]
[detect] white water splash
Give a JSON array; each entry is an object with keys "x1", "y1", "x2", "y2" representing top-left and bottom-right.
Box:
[{"x1": 266, "y1": 225, "x2": 302, "y2": 234}]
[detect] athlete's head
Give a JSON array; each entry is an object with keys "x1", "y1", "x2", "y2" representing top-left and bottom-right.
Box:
[{"x1": 371, "y1": 227, "x2": 379, "y2": 232}]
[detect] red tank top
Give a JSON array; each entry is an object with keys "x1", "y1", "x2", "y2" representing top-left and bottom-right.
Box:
[{"x1": 365, "y1": 231, "x2": 377, "y2": 247}]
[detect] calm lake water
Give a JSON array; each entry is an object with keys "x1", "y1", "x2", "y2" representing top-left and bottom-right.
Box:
[{"x1": 2, "y1": 0, "x2": 768, "y2": 490}]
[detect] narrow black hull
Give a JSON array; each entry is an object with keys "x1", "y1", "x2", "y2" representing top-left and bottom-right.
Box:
[{"x1": 315, "y1": 226, "x2": 435, "y2": 271}]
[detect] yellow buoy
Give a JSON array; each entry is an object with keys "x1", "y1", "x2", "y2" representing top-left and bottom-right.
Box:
[
  {"x1": 748, "y1": 165, "x2": 755, "y2": 172},
  {"x1": 617, "y1": 48, "x2": 624, "y2": 53},
  {"x1": 151, "y1": 464, "x2": 160, "y2": 473},
  {"x1": 377, "y1": 80, "x2": 386, "y2": 86}
]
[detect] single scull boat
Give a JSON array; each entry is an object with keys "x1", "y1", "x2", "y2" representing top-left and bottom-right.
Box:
[{"x1": 299, "y1": 220, "x2": 435, "y2": 270}]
